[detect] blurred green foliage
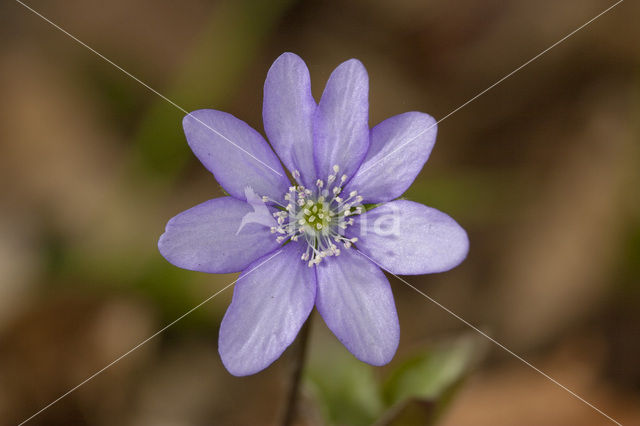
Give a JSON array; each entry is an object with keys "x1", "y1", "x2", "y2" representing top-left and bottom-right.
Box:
[
  {"x1": 307, "y1": 334, "x2": 485, "y2": 426},
  {"x1": 131, "y1": 0, "x2": 297, "y2": 180},
  {"x1": 49, "y1": 0, "x2": 299, "y2": 326},
  {"x1": 307, "y1": 351, "x2": 383, "y2": 426}
]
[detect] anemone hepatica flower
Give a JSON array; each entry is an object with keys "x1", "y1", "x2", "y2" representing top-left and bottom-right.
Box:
[{"x1": 158, "y1": 53, "x2": 469, "y2": 376}]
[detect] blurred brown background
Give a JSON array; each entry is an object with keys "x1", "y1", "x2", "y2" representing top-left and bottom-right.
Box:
[{"x1": 1, "y1": 0, "x2": 639, "y2": 425}]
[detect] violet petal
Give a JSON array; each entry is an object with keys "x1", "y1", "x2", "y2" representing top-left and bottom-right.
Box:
[
  {"x1": 263, "y1": 52, "x2": 317, "y2": 186},
  {"x1": 315, "y1": 248, "x2": 399, "y2": 365},
  {"x1": 344, "y1": 112, "x2": 437, "y2": 203},
  {"x1": 347, "y1": 200, "x2": 469, "y2": 275},
  {"x1": 183, "y1": 109, "x2": 289, "y2": 202},
  {"x1": 313, "y1": 59, "x2": 369, "y2": 182},
  {"x1": 219, "y1": 242, "x2": 316, "y2": 376},
  {"x1": 158, "y1": 197, "x2": 280, "y2": 273}
]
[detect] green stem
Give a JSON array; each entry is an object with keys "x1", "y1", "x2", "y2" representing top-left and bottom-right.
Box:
[{"x1": 281, "y1": 314, "x2": 312, "y2": 426}]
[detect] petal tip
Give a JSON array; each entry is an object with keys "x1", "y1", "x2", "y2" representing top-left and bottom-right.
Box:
[
  {"x1": 276, "y1": 51, "x2": 304, "y2": 62},
  {"x1": 334, "y1": 58, "x2": 368, "y2": 83},
  {"x1": 268, "y1": 52, "x2": 309, "y2": 77},
  {"x1": 340, "y1": 57, "x2": 366, "y2": 69},
  {"x1": 218, "y1": 351, "x2": 262, "y2": 377},
  {"x1": 431, "y1": 224, "x2": 470, "y2": 274}
]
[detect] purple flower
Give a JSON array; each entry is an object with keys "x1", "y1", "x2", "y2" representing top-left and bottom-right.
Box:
[{"x1": 158, "y1": 53, "x2": 469, "y2": 376}]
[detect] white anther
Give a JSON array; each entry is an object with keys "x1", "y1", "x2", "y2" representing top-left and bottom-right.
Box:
[
  {"x1": 292, "y1": 170, "x2": 301, "y2": 179},
  {"x1": 333, "y1": 165, "x2": 340, "y2": 173}
]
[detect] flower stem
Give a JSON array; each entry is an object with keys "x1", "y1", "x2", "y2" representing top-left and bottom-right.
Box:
[{"x1": 281, "y1": 313, "x2": 312, "y2": 426}]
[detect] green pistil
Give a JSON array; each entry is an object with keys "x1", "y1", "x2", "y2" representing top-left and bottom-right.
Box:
[{"x1": 300, "y1": 201, "x2": 331, "y2": 231}]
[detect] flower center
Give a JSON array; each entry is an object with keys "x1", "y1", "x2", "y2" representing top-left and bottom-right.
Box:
[{"x1": 265, "y1": 165, "x2": 362, "y2": 267}]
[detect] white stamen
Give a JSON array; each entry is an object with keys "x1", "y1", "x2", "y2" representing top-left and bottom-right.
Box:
[{"x1": 271, "y1": 164, "x2": 364, "y2": 266}]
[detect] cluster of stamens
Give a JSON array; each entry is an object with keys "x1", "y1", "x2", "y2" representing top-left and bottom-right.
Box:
[{"x1": 264, "y1": 165, "x2": 363, "y2": 267}]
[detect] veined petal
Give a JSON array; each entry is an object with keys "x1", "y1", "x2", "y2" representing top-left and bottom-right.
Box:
[
  {"x1": 344, "y1": 112, "x2": 437, "y2": 203},
  {"x1": 315, "y1": 248, "x2": 399, "y2": 366},
  {"x1": 158, "y1": 197, "x2": 280, "y2": 274},
  {"x1": 313, "y1": 59, "x2": 369, "y2": 182},
  {"x1": 263, "y1": 52, "x2": 317, "y2": 186},
  {"x1": 347, "y1": 200, "x2": 469, "y2": 275},
  {"x1": 219, "y1": 242, "x2": 316, "y2": 376},
  {"x1": 183, "y1": 110, "x2": 289, "y2": 202}
]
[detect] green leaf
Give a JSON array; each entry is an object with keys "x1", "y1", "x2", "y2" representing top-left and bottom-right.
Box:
[
  {"x1": 379, "y1": 335, "x2": 486, "y2": 425},
  {"x1": 306, "y1": 347, "x2": 384, "y2": 426}
]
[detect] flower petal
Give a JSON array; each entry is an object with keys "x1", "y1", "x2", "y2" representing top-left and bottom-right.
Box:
[
  {"x1": 315, "y1": 248, "x2": 399, "y2": 365},
  {"x1": 313, "y1": 59, "x2": 369, "y2": 182},
  {"x1": 219, "y1": 242, "x2": 316, "y2": 376},
  {"x1": 347, "y1": 200, "x2": 469, "y2": 275},
  {"x1": 263, "y1": 52, "x2": 317, "y2": 187},
  {"x1": 183, "y1": 110, "x2": 289, "y2": 201},
  {"x1": 158, "y1": 197, "x2": 280, "y2": 274},
  {"x1": 344, "y1": 112, "x2": 437, "y2": 203}
]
